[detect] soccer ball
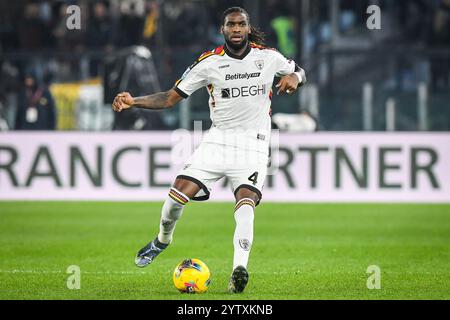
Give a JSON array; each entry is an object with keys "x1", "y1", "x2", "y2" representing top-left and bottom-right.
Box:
[{"x1": 173, "y1": 258, "x2": 211, "y2": 293}]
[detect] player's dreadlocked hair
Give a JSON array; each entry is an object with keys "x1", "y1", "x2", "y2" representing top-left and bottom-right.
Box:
[{"x1": 222, "y1": 7, "x2": 266, "y2": 46}]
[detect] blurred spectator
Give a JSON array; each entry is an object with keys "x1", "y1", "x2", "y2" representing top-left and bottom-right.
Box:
[
  {"x1": 391, "y1": 0, "x2": 430, "y2": 43},
  {"x1": 162, "y1": 1, "x2": 206, "y2": 48},
  {"x1": 429, "y1": 0, "x2": 450, "y2": 90},
  {"x1": 270, "y1": 4, "x2": 297, "y2": 58},
  {"x1": 301, "y1": 0, "x2": 331, "y2": 56},
  {"x1": 17, "y1": 3, "x2": 49, "y2": 50},
  {"x1": 115, "y1": 1, "x2": 145, "y2": 47},
  {"x1": 15, "y1": 71, "x2": 56, "y2": 130},
  {"x1": 142, "y1": 0, "x2": 159, "y2": 48},
  {"x1": 339, "y1": 0, "x2": 370, "y2": 32},
  {"x1": 86, "y1": 1, "x2": 114, "y2": 49},
  {"x1": 0, "y1": 60, "x2": 20, "y2": 129},
  {"x1": 86, "y1": 1, "x2": 114, "y2": 76},
  {"x1": 432, "y1": 0, "x2": 450, "y2": 44}
]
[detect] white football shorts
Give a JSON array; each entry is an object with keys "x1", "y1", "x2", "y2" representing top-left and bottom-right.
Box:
[{"x1": 177, "y1": 142, "x2": 269, "y2": 205}]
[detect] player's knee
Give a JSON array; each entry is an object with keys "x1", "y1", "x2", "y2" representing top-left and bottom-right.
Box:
[
  {"x1": 235, "y1": 187, "x2": 260, "y2": 206},
  {"x1": 173, "y1": 178, "x2": 200, "y2": 200}
]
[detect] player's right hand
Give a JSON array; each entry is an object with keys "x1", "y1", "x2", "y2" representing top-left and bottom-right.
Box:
[{"x1": 112, "y1": 92, "x2": 134, "y2": 112}]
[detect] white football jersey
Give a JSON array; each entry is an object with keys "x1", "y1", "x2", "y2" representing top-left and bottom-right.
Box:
[{"x1": 174, "y1": 43, "x2": 300, "y2": 153}]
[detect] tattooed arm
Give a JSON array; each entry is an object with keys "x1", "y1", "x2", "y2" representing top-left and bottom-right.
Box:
[{"x1": 112, "y1": 88, "x2": 183, "y2": 112}]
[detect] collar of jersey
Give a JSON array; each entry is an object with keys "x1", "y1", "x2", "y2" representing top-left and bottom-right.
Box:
[{"x1": 224, "y1": 43, "x2": 251, "y2": 60}]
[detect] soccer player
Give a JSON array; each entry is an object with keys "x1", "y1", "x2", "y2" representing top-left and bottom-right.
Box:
[{"x1": 112, "y1": 6, "x2": 306, "y2": 293}]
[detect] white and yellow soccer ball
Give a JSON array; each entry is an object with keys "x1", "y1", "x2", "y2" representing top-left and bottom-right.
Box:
[{"x1": 173, "y1": 258, "x2": 211, "y2": 293}]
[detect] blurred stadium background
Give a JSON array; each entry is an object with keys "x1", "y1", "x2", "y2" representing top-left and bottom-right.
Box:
[
  {"x1": 0, "y1": 0, "x2": 449, "y2": 131},
  {"x1": 0, "y1": 0, "x2": 449, "y2": 300}
]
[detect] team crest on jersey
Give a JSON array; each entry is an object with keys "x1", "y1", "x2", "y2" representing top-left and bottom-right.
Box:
[{"x1": 255, "y1": 60, "x2": 264, "y2": 70}]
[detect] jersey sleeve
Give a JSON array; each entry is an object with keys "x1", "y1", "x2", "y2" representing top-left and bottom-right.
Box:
[
  {"x1": 174, "y1": 58, "x2": 209, "y2": 98},
  {"x1": 273, "y1": 50, "x2": 298, "y2": 77}
]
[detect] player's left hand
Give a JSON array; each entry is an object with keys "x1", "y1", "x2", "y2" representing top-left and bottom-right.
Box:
[{"x1": 276, "y1": 74, "x2": 300, "y2": 95}]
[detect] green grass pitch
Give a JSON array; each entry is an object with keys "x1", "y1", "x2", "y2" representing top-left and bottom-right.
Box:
[{"x1": 0, "y1": 201, "x2": 449, "y2": 300}]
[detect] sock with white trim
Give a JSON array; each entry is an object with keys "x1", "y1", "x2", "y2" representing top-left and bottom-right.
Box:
[
  {"x1": 157, "y1": 188, "x2": 189, "y2": 244},
  {"x1": 233, "y1": 198, "x2": 255, "y2": 270}
]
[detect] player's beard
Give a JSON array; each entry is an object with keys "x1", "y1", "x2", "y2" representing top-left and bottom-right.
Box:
[{"x1": 225, "y1": 33, "x2": 249, "y2": 52}]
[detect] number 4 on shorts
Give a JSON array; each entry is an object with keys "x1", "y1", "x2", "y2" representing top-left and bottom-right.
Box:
[{"x1": 248, "y1": 172, "x2": 258, "y2": 186}]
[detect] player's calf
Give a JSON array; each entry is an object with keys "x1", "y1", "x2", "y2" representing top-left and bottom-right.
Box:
[
  {"x1": 159, "y1": 188, "x2": 189, "y2": 243},
  {"x1": 229, "y1": 196, "x2": 255, "y2": 293},
  {"x1": 135, "y1": 188, "x2": 189, "y2": 268}
]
